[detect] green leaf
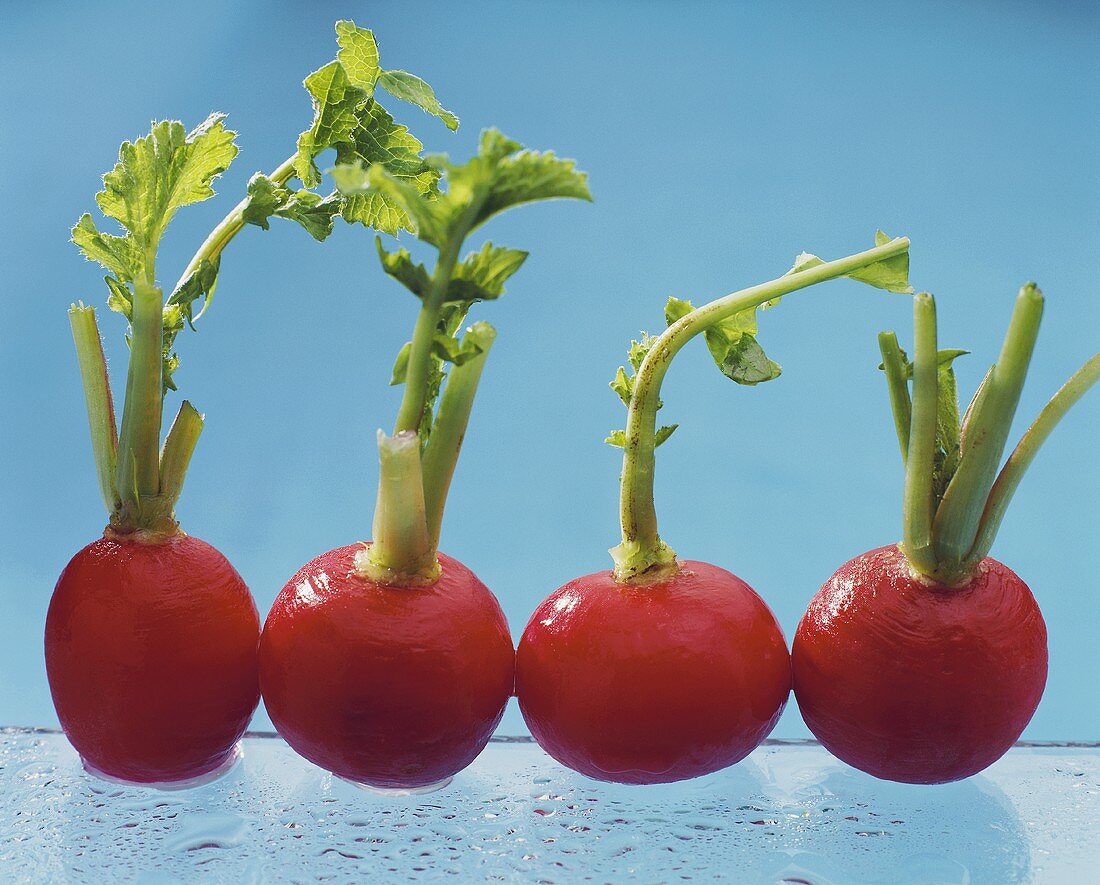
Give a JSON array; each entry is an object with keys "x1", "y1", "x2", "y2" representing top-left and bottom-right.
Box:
[
  {"x1": 787, "y1": 230, "x2": 913, "y2": 296},
  {"x1": 104, "y1": 276, "x2": 133, "y2": 319},
  {"x1": 654, "y1": 424, "x2": 678, "y2": 447},
  {"x1": 96, "y1": 115, "x2": 238, "y2": 266},
  {"x1": 242, "y1": 173, "x2": 341, "y2": 242},
  {"x1": 336, "y1": 159, "x2": 448, "y2": 242},
  {"x1": 449, "y1": 242, "x2": 528, "y2": 301},
  {"x1": 627, "y1": 334, "x2": 656, "y2": 371},
  {"x1": 376, "y1": 237, "x2": 432, "y2": 297},
  {"x1": 722, "y1": 332, "x2": 782, "y2": 385},
  {"x1": 240, "y1": 174, "x2": 285, "y2": 230},
  {"x1": 169, "y1": 258, "x2": 219, "y2": 329},
  {"x1": 605, "y1": 424, "x2": 677, "y2": 449},
  {"x1": 294, "y1": 61, "x2": 368, "y2": 188},
  {"x1": 610, "y1": 366, "x2": 633, "y2": 406},
  {"x1": 390, "y1": 341, "x2": 412, "y2": 386},
  {"x1": 71, "y1": 214, "x2": 142, "y2": 282},
  {"x1": 336, "y1": 20, "x2": 380, "y2": 91},
  {"x1": 665, "y1": 295, "x2": 780, "y2": 386},
  {"x1": 378, "y1": 69, "x2": 459, "y2": 131}
]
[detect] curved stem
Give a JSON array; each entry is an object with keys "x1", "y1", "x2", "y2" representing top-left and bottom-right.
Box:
[
  {"x1": 963, "y1": 352, "x2": 1100, "y2": 568},
  {"x1": 900, "y1": 294, "x2": 939, "y2": 576},
  {"x1": 614, "y1": 236, "x2": 911, "y2": 581},
  {"x1": 878, "y1": 330, "x2": 912, "y2": 466},
  {"x1": 421, "y1": 322, "x2": 496, "y2": 550},
  {"x1": 170, "y1": 155, "x2": 297, "y2": 300},
  {"x1": 393, "y1": 236, "x2": 463, "y2": 434},
  {"x1": 932, "y1": 284, "x2": 1043, "y2": 569}
]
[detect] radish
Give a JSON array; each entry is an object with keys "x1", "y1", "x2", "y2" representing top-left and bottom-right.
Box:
[
  {"x1": 259, "y1": 129, "x2": 591, "y2": 792},
  {"x1": 792, "y1": 287, "x2": 1099, "y2": 784},
  {"x1": 516, "y1": 233, "x2": 914, "y2": 784},
  {"x1": 47, "y1": 21, "x2": 455, "y2": 787}
]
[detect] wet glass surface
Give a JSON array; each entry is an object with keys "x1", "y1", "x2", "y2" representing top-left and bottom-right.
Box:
[{"x1": 2, "y1": 729, "x2": 1096, "y2": 883}]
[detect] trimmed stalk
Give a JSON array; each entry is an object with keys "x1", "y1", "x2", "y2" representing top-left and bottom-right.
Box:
[
  {"x1": 69, "y1": 304, "x2": 120, "y2": 514},
  {"x1": 963, "y1": 352, "x2": 1100, "y2": 569},
  {"x1": 171, "y1": 156, "x2": 297, "y2": 302},
  {"x1": 932, "y1": 284, "x2": 1043, "y2": 569},
  {"x1": 899, "y1": 294, "x2": 940, "y2": 577},
  {"x1": 360, "y1": 430, "x2": 440, "y2": 584},
  {"x1": 421, "y1": 322, "x2": 497, "y2": 550},
  {"x1": 613, "y1": 236, "x2": 912, "y2": 582},
  {"x1": 114, "y1": 281, "x2": 165, "y2": 522},
  {"x1": 158, "y1": 400, "x2": 205, "y2": 520},
  {"x1": 879, "y1": 331, "x2": 913, "y2": 465}
]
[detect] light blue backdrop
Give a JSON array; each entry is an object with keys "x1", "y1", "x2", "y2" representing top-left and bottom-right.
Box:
[{"x1": 1, "y1": 1, "x2": 1096, "y2": 740}]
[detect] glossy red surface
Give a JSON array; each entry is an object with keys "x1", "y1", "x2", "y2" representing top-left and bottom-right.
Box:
[
  {"x1": 792, "y1": 545, "x2": 1048, "y2": 784},
  {"x1": 259, "y1": 546, "x2": 515, "y2": 789},
  {"x1": 45, "y1": 534, "x2": 261, "y2": 784},
  {"x1": 515, "y1": 560, "x2": 791, "y2": 784}
]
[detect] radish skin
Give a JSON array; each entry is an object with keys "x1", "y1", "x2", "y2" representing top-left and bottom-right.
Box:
[
  {"x1": 260, "y1": 547, "x2": 514, "y2": 789},
  {"x1": 517, "y1": 561, "x2": 790, "y2": 784},
  {"x1": 792, "y1": 545, "x2": 1046, "y2": 784},
  {"x1": 45, "y1": 534, "x2": 260, "y2": 784}
]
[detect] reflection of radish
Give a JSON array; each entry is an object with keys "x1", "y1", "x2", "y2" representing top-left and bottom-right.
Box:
[
  {"x1": 517, "y1": 234, "x2": 913, "y2": 784},
  {"x1": 260, "y1": 130, "x2": 591, "y2": 791},
  {"x1": 793, "y1": 287, "x2": 1099, "y2": 784}
]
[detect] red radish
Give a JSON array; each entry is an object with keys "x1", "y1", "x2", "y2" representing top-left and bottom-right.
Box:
[
  {"x1": 260, "y1": 547, "x2": 514, "y2": 789},
  {"x1": 47, "y1": 535, "x2": 259, "y2": 785},
  {"x1": 260, "y1": 129, "x2": 591, "y2": 791},
  {"x1": 517, "y1": 233, "x2": 914, "y2": 784},
  {"x1": 792, "y1": 287, "x2": 1099, "y2": 783},
  {"x1": 48, "y1": 21, "x2": 449, "y2": 785}
]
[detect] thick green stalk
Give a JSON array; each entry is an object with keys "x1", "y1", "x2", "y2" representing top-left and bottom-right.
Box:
[
  {"x1": 932, "y1": 284, "x2": 1043, "y2": 570},
  {"x1": 421, "y1": 322, "x2": 496, "y2": 550},
  {"x1": 393, "y1": 236, "x2": 463, "y2": 434},
  {"x1": 963, "y1": 352, "x2": 1100, "y2": 569},
  {"x1": 362, "y1": 430, "x2": 439, "y2": 583},
  {"x1": 614, "y1": 236, "x2": 911, "y2": 582},
  {"x1": 68, "y1": 304, "x2": 120, "y2": 514},
  {"x1": 171, "y1": 155, "x2": 297, "y2": 301},
  {"x1": 899, "y1": 294, "x2": 940, "y2": 576},
  {"x1": 114, "y1": 281, "x2": 165, "y2": 518},
  {"x1": 878, "y1": 330, "x2": 912, "y2": 465},
  {"x1": 158, "y1": 400, "x2": 205, "y2": 519}
]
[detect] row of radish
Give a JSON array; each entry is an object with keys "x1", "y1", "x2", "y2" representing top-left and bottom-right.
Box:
[{"x1": 46, "y1": 21, "x2": 1098, "y2": 793}]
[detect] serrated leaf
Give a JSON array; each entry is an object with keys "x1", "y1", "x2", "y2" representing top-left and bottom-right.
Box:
[
  {"x1": 71, "y1": 214, "x2": 142, "y2": 282},
  {"x1": 336, "y1": 20, "x2": 380, "y2": 91},
  {"x1": 376, "y1": 237, "x2": 432, "y2": 297},
  {"x1": 274, "y1": 190, "x2": 341, "y2": 241},
  {"x1": 295, "y1": 60, "x2": 368, "y2": 188},
  {"x1": 104, "y1": 276, "x2": 133, "y2": 319},
  {"x1": 449, "y1": 242, "x2": 528, "y2": 301},
  {"x1": 610, "y1": 366, "x2": 633, "y2": 405},
  {"x1": 338, "y1": 160, "x2": 449, "y2": 243},
  {"x1": 627, "y1": 334, "x2": 656, "y2": 372},
  {"x1": 654, "y1": 424, "x2": 678, "y2": 447},
  {"x1": 787, "y1": 230, "x2": 913, "y2": 295},
  {"x1": 168, "y1": 257, "x2": 219, "y2": 328},
  {"x1": 378, "y1": 69, "x2": 459, "y2": 131},
  {"x1": 665, "y1": 295, "x2": 776, "y2": 387},
  {"x1": 96, "y1": 115, "x2": 238, "y2": 263},
  {"x1": 605, "y1": 429, "x2": 627, "y2": 447}
]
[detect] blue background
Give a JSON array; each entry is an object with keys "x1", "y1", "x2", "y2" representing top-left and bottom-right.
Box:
[{"x1": 1, "y1": 1, "x2": 1096, "y2": 740}]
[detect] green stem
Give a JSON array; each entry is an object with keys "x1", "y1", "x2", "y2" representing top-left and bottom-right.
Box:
[
  {"x1": 158, "y1": 400, "x2": 204, "y2": 519},
  {"x1": 932, "y1": 284, "x2": 1043, "y2": 572},
  {"x1": 900, "y1": 294, "x2": 940, "y2": 576},
  {"x1": 393, "y1": 236, "x2": 463, "y2": 434},
  {"x1": 421, "y1": 322, "x2": 496, "y2": 551},
  {"x1": 170, "y1": 155, "x2": 297, "y2": 302},
  {"x1": 114, "y1": 281, "x2": 164, "y2": 519},
  {"x1": 963, "y1": 352, "x2": 1100, "y2": 569},
  {"x1": 68, "y1": 304, "x2": 120, "y2": 514},
  {"x1": 613, "y1": 235, "x2": 911, "y2": 582},
  {"x1": 362, "y1": 430, "x2": 439, "y2": 583},
  {"x1": 878, "y1": 330, "x2": 912, "y2": 465}
]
